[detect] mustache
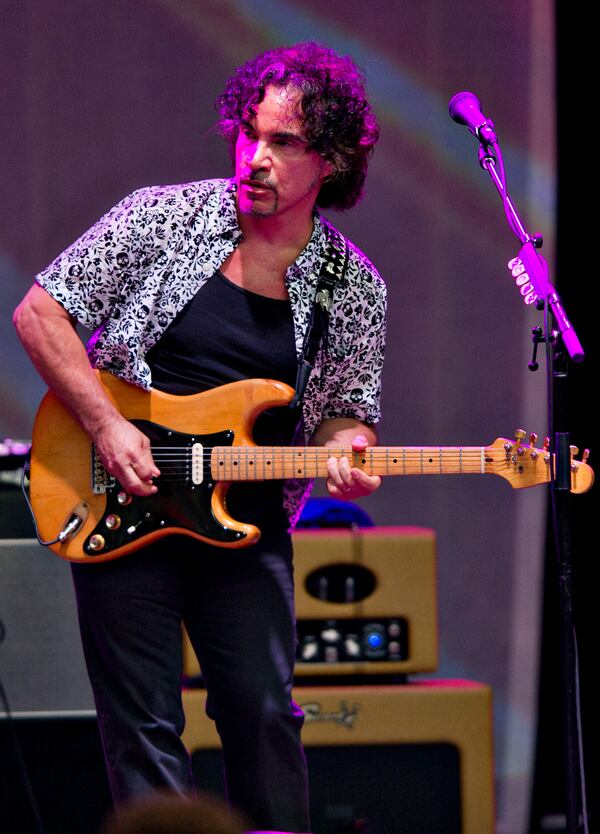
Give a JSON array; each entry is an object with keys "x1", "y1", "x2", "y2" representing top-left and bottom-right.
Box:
[{"x1": 241, "y1": 174, "x2": 276, "y2": 190}]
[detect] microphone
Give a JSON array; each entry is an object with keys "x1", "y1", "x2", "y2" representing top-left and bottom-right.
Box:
[{"x1": 449, "y1": 91, "x2": 497, "y2": 144}]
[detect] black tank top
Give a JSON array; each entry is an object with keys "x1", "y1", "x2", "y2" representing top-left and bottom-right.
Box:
[{"x1": 146, "y1": 271, "x2": 301, "y2": 523}]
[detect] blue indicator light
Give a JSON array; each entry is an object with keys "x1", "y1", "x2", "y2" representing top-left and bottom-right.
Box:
[{"x1": 367, "y1": 632, "x2": 384, "y2": 648}]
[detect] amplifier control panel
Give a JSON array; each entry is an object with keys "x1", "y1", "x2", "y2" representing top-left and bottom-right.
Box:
[{"x1": 297, "y1": 617, "x2": 408, "y2": 665}]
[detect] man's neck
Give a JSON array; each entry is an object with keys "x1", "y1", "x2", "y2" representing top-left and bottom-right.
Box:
[
  {"x1": 238, "y1": 209, "x2": 315, "y2": 260},
  {"x1": 220, "y1": 207, "x2": 317, "y2": 298}
]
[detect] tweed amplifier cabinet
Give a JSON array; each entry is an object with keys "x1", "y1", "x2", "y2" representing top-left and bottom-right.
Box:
[
  {"x1": 182, "y1": 681, "x2": 495, "y2": 834},
  {"x1": 183, "y1": 526, "x2": 438, "y2": 679}
]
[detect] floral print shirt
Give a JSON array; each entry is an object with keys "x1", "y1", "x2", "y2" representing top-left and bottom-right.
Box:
[{"x1": 35, "y1": 178, "x2": 386, "y2": 526}]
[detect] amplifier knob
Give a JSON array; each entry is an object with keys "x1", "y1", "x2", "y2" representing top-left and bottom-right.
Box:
[
  {"x1": 344, "y1": 637, "x2": 361, "y2": 658},
  {"x1": 388, "y1": 621, "x2": 401, "y2": 638},
  {"x1": 388, "y1": 641, "x2": 401, "y2": 657},
  {"x1": 324, "y1": 646, "x2": 339, "y2": 662},
  {"x1": 301, "y1": 641, "x2": 319, "y2": 661}
]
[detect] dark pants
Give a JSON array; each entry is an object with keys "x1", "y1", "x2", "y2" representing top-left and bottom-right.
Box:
[{"x1": 71, "y1": 523, "x2": 310, "y2": 832}]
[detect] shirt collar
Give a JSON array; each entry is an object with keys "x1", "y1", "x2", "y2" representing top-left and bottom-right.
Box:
[
  {"x1": 212, "y1": 179, "x2": 242, "y2": 241},
  {"x1": 292, "y1": 213, "x2": 327, "y2": 281}
]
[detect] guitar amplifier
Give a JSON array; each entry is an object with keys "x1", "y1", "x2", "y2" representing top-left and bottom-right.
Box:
[
  {"x1": 183, "y1": 526, "x2": 438, "y2": 678},
  {"x1": 182, "y1": 681, "x2": 495, "y2": 834}
]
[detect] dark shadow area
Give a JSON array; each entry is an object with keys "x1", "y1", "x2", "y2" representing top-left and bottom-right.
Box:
[
  {"x1": 529, "y1": 5, "x2": 598, "y2": 831},
  {"x1": 0, "y1": 715, "x2": 112, "y2": 834}
]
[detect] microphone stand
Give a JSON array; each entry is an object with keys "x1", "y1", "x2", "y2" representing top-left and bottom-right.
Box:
[{"x1": 475, "y1": 139, "x2": 588, "y2": 834}]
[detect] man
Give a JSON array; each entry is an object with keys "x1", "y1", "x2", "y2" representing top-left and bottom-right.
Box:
[{"x1": 14, "y1": 42, "x2": 386, "y2": 833}]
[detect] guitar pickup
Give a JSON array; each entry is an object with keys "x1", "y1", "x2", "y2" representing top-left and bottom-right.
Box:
[{"x1": 191, "y1": 442, "x2": 204, "y2": 485}]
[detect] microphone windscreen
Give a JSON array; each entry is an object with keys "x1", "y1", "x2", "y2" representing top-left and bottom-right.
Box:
[{"x1": 448, "y1": 91, "x2": 483, "y2": 127}]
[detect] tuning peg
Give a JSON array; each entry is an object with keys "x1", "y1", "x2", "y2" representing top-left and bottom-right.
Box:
[
  {"x1": 542, "y1": 436, "x2": 551, "y2": 463},
  {"x1": 529, "y1": 432, "x2": 539, "y2": 447},
  {"x1": 569, "y1": 445, "x2": 579, "y2": 457},
  {"x1": 583, "y1": 448, "x2": 591, "y2": 464},
  {"x1": 514, "y1": 428, "x2": 526, "y2": 455}
]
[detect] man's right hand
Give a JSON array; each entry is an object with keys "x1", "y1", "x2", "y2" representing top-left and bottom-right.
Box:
[
  {"x1": 14, "y1": 286, "x2": 161, "y2": 498},
  {"x1": 94, "y1": 417, "x2": 161, "y2": 497}
]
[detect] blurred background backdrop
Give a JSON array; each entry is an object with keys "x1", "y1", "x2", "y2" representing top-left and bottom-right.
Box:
[{"x1": 1, "y1": 2, "x2": 595, "y2": 833}]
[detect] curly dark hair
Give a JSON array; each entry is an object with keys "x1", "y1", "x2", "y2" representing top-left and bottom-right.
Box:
[{"x1": 215, "y1": 42, "x2": 379, "y2": 211}]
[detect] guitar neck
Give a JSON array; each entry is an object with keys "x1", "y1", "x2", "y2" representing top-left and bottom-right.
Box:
[{"x1": 211, "y1": 445, "x2": 490, "y2": 481}]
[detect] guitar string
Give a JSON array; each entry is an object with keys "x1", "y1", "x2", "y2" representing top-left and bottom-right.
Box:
[
  {"x1": 97, "y1": 446, "x2": 544, "y2": 482},
  {"x1": 132, "y1": 446, "x2": 537, "y2": 482},
  {"x1": 149, "y1": 453, "x2": 496, "y2": 459},
  {"x1": 146, "y1": 449, "x2": 525, "y2": 463},
  {"x1": 147, "y1": 453, "x2": 520, "y2": 463},
  {"x1": 147, "y1": 447, "x2": 495, "y2": 456}
]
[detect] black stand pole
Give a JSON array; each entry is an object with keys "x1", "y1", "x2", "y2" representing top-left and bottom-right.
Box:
[
  {"x1": 551, "y1": 349, "x2": 584, "y2": 833},
  {"x1": 451, "y1": 113, "x2": 589, "y2": 832}
]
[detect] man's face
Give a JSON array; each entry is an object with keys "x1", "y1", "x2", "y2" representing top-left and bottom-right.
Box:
[{"x1": 234, "y1": 85, "x2": 331, "y2": 221}]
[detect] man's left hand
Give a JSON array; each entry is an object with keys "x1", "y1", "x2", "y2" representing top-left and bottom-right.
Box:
[{"x1": 326, "y1": 434, "x2": 381, "y2": 501}]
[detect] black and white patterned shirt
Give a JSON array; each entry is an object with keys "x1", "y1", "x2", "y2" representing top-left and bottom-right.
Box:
[{"x1": 35, "y1": 178, "x2": 387, "y2": 525}]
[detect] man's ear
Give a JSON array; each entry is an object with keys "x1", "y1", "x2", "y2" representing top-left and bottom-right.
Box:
[{"x1": 321, "y1": 158, "x2": 334, "y2": 180}]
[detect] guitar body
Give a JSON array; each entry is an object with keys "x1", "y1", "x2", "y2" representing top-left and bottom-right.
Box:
[{"x1": 30, "y1": 372, "x2": 295, "y2": 563}]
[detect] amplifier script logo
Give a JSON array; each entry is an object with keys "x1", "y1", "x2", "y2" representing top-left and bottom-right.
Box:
[{"x1": 300, "y1": 700, "x2": 361, "y2": 729}]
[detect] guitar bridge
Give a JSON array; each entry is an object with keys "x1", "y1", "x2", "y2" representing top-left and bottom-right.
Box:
[{"x1": 91, "y1": 446, "x2": 115, "y2": 494}]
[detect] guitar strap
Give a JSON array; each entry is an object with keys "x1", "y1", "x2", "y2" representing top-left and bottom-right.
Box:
[{"x1": 290, "y1": 220, "x2": 348, "y2": 409}]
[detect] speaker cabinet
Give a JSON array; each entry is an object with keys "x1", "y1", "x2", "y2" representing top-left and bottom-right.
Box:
[
  {"x1": 183, "y1": 681, "x2": 494, "y2": 834},
  {"x1": 183, "y1": 526, "x2": 438, "y2": 679},
  {"x1": 0, "y1": 538, "x2": 94, "y2": 712}
]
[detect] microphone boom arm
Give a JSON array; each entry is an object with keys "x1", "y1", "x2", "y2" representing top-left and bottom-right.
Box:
[{"x1": 478, "y1": 137, "x2": 584, "y2": 363}]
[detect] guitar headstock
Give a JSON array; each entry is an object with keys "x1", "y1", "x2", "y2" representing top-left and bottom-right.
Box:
[{"x1": 486, "y1": 429, "x2": 594, "y2": 493}]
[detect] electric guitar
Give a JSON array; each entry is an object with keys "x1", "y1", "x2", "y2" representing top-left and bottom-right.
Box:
[{"x1": 29, "y1": 371, "x2": 594, "y2": 563}]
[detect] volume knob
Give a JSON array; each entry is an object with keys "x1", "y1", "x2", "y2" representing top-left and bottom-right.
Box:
[
  {"x1": 105, "y1": 514, "x2": 122, "y2": 530},
  {"x1": 88, "y1": 534, "x2": 106, "y2": 552}
]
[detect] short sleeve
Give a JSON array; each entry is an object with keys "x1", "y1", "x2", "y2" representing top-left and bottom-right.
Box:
[{"x1": 35, "y1": 189, "x2": 154, "y2": 330}]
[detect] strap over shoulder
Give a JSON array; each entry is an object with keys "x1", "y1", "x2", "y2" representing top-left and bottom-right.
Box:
[{"x1": 290, "y1": 221, "x2": 348, "y2": 409}]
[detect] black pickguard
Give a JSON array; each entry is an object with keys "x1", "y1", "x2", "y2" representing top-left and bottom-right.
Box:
[{"x1": 84, "y1": 421, "x2": 246, "y2": 557}]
